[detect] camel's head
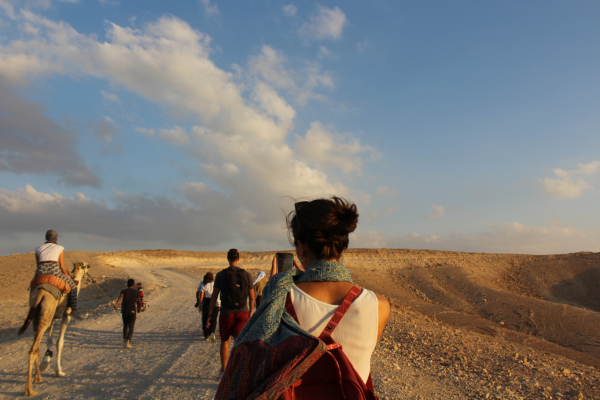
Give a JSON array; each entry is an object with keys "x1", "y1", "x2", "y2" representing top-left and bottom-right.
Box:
[{"x1": 71, "y1": 262, "x2": 90, "y2": 281}]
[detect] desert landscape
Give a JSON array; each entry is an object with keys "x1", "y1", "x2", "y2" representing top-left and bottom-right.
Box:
[{"x1": 0, "y1": 248, "x2": 599, "y2": 399}]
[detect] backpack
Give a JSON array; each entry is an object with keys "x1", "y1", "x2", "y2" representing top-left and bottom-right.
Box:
[
  {"x1": 281, "y1": 286, "x2": 378, "y2": 400},
  {"x1": 222, "y1": 267, "x2": 249, "y2": 310}
]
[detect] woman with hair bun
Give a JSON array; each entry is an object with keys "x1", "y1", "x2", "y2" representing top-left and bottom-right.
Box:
[{"x1": 216, "y1": 197, "x2": 390, "y2": 399}]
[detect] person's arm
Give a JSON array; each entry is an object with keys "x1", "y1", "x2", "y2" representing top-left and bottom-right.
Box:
[
  {"x1": 206, "y1": 287, "x2": 220, "y2": 328},
  {"x1": 293, "y1": 260, "x2": 304, "y2": 271},
  {"x1": 137, "y1": 296, "x2": 142, "y2": 312},
  {"x1": 248, "y1": 288, "x2": 255, "y2": 315},
  {"x1": 114, "y1": 293, "x2": 124, "y2": 310},
  {"x1": 59, "y1": 252, "x2": 68, "y2": 276},
  {"x1": 269, "y1": 255, "x2": 277, "y2": 278},
  {"x1": 198, "y1": 291, "x2": 205, "y2": 313},
  {"x1": 375, "y1": 294, "x2": 391, "y2": 342}
]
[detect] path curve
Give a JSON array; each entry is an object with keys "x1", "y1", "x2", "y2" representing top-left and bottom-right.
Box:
[{"x1": 0, "y1": 266, "x2": 221, "y2": 399}]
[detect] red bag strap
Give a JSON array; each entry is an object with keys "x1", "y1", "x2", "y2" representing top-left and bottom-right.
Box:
[
  {"x1": 285, "y1": 292, "x2": 300, "y2": 324},
  {"x1": 286, "y1": 285, "x2": 363, "y2": 340},
  {"x1": 319, "y1": 286, "x2": 362, "y2": 340}
]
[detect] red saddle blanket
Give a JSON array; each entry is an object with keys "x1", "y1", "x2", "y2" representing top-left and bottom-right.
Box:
[{"x1": 30, "y1": 275, "x2": 71, "y2": 294}]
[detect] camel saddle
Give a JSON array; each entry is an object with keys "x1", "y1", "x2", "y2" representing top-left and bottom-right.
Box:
[
  {"x1": 31, "y1": 283, "x2": 64, "y2": 301},
  {"x1": 30, "y1": 275, "x2": 71, "y2": 294}
]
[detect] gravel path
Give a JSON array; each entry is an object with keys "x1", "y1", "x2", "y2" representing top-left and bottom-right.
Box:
[{"x1": 0, "y1": 267, "x2": 222, "y2": 399}]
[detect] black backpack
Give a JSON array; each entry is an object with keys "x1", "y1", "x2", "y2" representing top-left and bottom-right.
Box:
[{"x1": 222, "y1": 267, "x2": 248, "y2": 309}]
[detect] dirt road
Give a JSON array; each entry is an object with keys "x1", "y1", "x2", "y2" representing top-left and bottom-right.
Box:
[{"x1": 0, "y1": 266, "x2": 222, "y2": 399}]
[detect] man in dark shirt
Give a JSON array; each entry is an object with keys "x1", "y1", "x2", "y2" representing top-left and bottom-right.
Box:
[
  {"x1": 207, "y1": 249, "x2": 255, "y2": 372},
  {"x1": 114, "y1": 278, "x2": 142, "y2": 349}
]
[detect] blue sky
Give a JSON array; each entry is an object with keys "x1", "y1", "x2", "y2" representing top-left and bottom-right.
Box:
[{"x1": 1, "y1": 0, "x2": 599, "y2": 256}]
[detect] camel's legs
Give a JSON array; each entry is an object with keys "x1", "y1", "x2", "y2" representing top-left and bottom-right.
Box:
[
  {"x1": 40, "y1": 320, "x2": 55, "y2": 373},
  {"x1": 55, "y1": 313, "x2": 70, "y2": 377},
  {"x1": 25, "y1": 325, "x2": 48, "y2": 397}
]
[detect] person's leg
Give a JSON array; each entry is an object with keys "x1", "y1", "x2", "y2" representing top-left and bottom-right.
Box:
[
  {"x1": 218, "y1": 313, "x2": 234, "y2": 371},
  {"x1": 231, "y1": 312, "x2": 250, "y2": 339},
  {"x1": 127, "y1": 313, "x2": 136, "y2": 341},
  {"x1": 201, "y1": 299, "x2": 210, "y2": 338},
  {"x1": 122, "y1": 313, "x2": 128, "y2": 344},
  {"x1": 208, "y1": 305, "x2": 219, "y2": 335},
  {"x1": 219, "y1": 338, "x2": 230, "y2": 372}
]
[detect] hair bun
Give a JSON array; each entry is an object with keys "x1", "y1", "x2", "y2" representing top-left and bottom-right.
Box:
[{"x1": 287, "y1": 196, "x2": 359, "y2": 260}]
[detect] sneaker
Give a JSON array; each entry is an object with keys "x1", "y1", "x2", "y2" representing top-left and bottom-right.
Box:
[
  {"x1": 210, "y1": 333, "x2": 216, "y2": 342},
  {"x1": 70, "y1": 310, "x2": 84, "y2": 320},
  {"x1": 126, "y1": 340, "x2": 132, "y2": 349},
  {"x1": 205, "y1": 336, "x2": 210, "y2": 341}
]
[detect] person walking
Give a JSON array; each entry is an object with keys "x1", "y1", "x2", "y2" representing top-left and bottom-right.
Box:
[
  {"x1": 114, "y1": 278, "x2": 142, "y2": 349},
  {"x1": 32, "y1": 230, "x2": 84, "y2": 320},
  {"x1": 197, "y1": 272, "x2": 220, "y2": 341},
  {"x1": 206, "y1": 249, "x2": 255, "y2": 372}
]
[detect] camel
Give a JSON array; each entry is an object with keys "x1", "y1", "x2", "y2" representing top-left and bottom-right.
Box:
[{"x1": 19, "y1": 262, "x2": 90, "y2": 397}]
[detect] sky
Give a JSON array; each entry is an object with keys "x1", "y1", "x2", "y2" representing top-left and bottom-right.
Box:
[{"x1": 1, "y1": 0, "x2": 599, "y2": 256}]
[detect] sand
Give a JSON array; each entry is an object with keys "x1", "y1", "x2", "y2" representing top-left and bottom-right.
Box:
[{"x1": 0, "y1": 248, "x2": 599, "y2": 399}]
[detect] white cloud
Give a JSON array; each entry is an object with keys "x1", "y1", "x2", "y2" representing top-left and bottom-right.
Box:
[
  {"x1": 429, "y1": 204, "x2": 445, "y2": 220},
  {"x1": 100, "y1": 90, "x2": 120, "y2": 103},
  {"x1": 282, "y1": 4, "x2": 297, "y2": 17},
  {"x1": 136, "y1": 127, "x2": 155, "y2": 136},
  {"x1": 317, "y1": 45, "x2": 333, "y2": 59},
  {"x1": 375, "y1": 186, "x2": 397, "y2": 198},
  {"x1": 299, "y1": 5, "x2": 347, "y2": 41},
  {"x1": 0, "y1": 184, "x2": 235, "y2": 246},
  {"x1": 248, "y1": 45, "x2": 334, "y2": 105},
  {"x1": 353, "y1": 221, "x2": 597, "y2": 255},
  {"x1": 0, "y1": 12, "x2": 379, "y2": 251},
  {"x1": 248, "y1": 46, "x2": 295, "y2": 90},
  {"x1": 369, "y1": 205, "x2": 399, "y2": 221},
  {"x1": 199, "y1": 0, "x2": 219, "y2": 16},
  {"x1": 541, "y1": 161, "x2": 600, "y2": 199},
  {"x1": 295, "y1": 122, "x2": 380, "y2": 174},
  {"x1": 159, "y1": 125, "x2": 191, "y2": 145}
]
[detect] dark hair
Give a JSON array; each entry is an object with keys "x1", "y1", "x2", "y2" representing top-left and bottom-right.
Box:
[
  {"x1": 203, "y1": 272, "x2": 214, "y2": 285},
  {"x1": 227, "y1": 249, "x2": 240, "y2": 262},
  {"x1": 286, "y1": 197, "x2": 358, "y2": 260},
  {"x1": 45, "y1": 230, "x2": 58, "y2": 243},
  {"x1": 137, "y1": 282, "x2": 142, "y2": 287},
  {"x1": 127, "y1": 278, "x2": 135, "y2": 287}
]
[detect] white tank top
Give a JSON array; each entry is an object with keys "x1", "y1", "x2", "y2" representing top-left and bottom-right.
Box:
[
  {"x1": 35, "y1": 243, "x2": 64, "y2": 263},
  {"x1": 290, "y1": 284, "x2": 379, "y2": 383}
]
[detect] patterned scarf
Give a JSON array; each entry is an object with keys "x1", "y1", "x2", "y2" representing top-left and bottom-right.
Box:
[{"x1": 216, "y1": 260, "x2": 352, "y2": 399}]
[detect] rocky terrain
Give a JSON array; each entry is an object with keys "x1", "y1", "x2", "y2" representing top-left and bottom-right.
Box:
[{"x1": 0, "y1": 248, "x2": 599, "y2": 398}]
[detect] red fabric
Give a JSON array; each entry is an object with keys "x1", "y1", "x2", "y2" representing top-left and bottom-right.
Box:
[
  {"x1": 30, "y1": 275, "x2": 71, "y2": 293},
  {"x1": 219, "y1": 311, "x2": 249, "y2": 341}
]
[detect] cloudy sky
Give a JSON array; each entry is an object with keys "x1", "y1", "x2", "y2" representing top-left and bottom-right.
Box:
[{"x1": 1, "y1": 0, "x2": 599, "y2": 256}]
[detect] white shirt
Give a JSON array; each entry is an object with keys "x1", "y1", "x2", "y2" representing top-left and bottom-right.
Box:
[
  {"x1": 35, "y1": 243, "x2": 64, "y2": 263},
  {"x1": 290, "y1": 285, "x2": 379, "y2": 383},
  {"x1": 198, "y1": 281, "x2": 220, "y2": 306}
]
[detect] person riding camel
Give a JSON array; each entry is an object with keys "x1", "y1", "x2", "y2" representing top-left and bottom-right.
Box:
[{"x1": 32, "y1": 230, "x2": 84, "y2": 320}]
